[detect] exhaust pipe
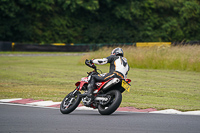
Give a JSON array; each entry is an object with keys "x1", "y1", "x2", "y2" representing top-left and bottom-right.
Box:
[
  {"x1": 103, "y1": 78, "x2": 120, "y2": 90},
  {"x1": 95, "y1": 97, "x2": 109, "y2": 101}
]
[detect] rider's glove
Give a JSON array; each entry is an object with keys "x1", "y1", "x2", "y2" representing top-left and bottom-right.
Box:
[{"x1": 89, "y1": 59, "x2": 93, "y2": 64}]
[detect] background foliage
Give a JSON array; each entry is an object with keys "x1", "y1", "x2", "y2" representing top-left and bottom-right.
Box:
[{"x1": 0, "y1": 0, "x2": 200, "y2": 43}]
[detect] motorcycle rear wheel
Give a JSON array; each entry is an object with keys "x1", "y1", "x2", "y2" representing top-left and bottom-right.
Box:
[
  {"x1": 60, "y1": 90, "x2": 81, "y2": 114},
  {"x1": 98, "y1": 90, "x2": 122, "y2": 115}
]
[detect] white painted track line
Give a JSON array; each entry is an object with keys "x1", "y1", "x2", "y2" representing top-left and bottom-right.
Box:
[
  {"x1": 1, "y1": 98, "x2": 200, "y2": 115},
  {"x1": 26, "y1": 101, "x2": 61, "y2": 107},
  {"x1": 0, "y1": 98, "x2": 23, "y2": 102},
  {"x1": 150, "y1": 109, "x2": 200, "y2": 115}
]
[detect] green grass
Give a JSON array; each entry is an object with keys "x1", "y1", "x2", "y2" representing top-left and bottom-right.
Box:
[
  {"x1": 0, "y1": 51, "x2": 85, "y2": 54},
  {"x1": 123, "y1": 69, "x2": 200, "y2": 111},
  {"x1": 0, "y1": 52, "x2": 200, "y2": 111},
  {"x1": 81, "y1": 45, "x2": 200, "y2": 72},
  {"x1": 0, "y1": 55, "x2": 85, "y2": 102}
]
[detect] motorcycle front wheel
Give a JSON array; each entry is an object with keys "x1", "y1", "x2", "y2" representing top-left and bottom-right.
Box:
[
  {"x1": 98, "y1": 90, "x2": 122, "y2": 115},
  {"x1": 60, "y1": 90, "x2": 81, "y2": 114}
]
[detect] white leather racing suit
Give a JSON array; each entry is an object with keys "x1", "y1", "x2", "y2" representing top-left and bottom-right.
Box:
[{"x1": 93, "y1": 55, "x2": 129, "y2": 79}]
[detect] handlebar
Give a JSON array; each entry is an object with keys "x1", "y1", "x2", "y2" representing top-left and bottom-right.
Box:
[{"x1": 85, "y1": 59, "x2": 96, "y2": 71}]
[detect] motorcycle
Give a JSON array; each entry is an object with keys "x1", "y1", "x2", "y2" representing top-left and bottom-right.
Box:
[{"x1": 60, "y1": 59, "x2": 131, "y2": 115}]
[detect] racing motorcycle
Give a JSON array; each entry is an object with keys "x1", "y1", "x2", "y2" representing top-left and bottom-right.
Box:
[{"x1": 60, "y1": 59, "x2": 131, "y2": 115}]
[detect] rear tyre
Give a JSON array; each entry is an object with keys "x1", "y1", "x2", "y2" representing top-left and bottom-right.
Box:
[
  {"x1": 98, "y1": 90, "x2": 122, "y2": 115},
  {"x1": 60, "y1": 90, "x2": 81, "y2": 114}
]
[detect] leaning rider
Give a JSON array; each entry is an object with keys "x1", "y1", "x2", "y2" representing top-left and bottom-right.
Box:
[{"x1": 87, "y1": 47, "x2": 130, "y2": 100}]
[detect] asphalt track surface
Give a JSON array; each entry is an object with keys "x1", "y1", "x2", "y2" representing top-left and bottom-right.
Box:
[{"x1": 1, "y1": 104, "x2": 200, "y2": 133}]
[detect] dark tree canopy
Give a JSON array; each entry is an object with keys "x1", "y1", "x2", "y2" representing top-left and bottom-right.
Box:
[{"x1": 0, "y1": 0, "x2": 199, "y2": 43}]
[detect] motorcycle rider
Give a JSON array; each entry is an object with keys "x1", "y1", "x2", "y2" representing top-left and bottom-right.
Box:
[{"x1": 86, "y1": 47, "x2": 130, "y2": 101}]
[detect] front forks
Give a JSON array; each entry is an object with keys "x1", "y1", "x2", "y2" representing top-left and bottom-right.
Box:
[{"x1": 63, "y1": 89, "x2": 79, "y2": 108}]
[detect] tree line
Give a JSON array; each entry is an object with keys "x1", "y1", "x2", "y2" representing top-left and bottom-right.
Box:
[{"x1": 0, "y1": 0, "x2": 200, "y2": 44}]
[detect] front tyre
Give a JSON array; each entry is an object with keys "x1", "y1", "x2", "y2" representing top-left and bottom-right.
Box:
[
  {"x1": 98, "y1": 90, "x2": 122, "y2": 115},
  {"x1": 60, "y1": 90, "x2": 81, "y2": 114}
]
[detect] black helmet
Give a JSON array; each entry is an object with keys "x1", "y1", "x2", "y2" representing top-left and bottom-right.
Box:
[{"x1": 111, "y1": 47, "x2": 124, "y2": 57}]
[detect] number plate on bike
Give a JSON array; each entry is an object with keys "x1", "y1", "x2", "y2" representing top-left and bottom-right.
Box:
[{"x1": 122, "y1": 80, "x2": 130, "y2": 92}]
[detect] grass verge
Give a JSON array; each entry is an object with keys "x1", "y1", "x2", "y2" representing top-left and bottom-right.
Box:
[
  {"x1": 80, "y1": 45, "x2": 200, "y2": 72},
  {"x1": 0, "y1": 52, "x2": 199, "y2": 111}
]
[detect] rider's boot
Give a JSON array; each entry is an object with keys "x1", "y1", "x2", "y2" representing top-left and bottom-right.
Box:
[
  {"x1": 87, "y1": 84, "x2": 94, "y2": 98},
  {"x1": 86, "y1": 84, "x2": 95, "y2": 104}
]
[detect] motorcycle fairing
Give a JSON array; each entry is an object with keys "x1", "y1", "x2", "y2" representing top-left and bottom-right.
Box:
[
  {"x1": 93, "y1": 78, "x2": 119, "y2": 93},
  {"x1": 75, "y1": 76, "x2": 131, "y2": 93},
  {"x1": 75, "y1": 81, "x2": 87, "y2": 90}
]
